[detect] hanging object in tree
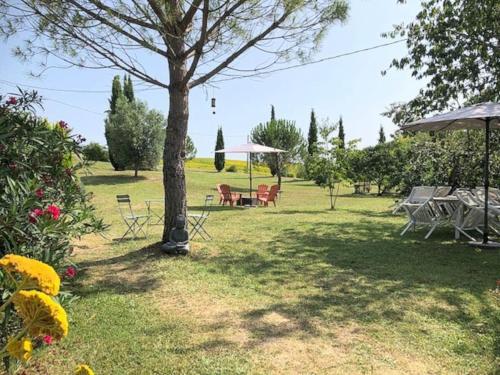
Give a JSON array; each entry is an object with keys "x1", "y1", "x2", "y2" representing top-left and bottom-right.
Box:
[{"x1": 211, "y1": 97, "x2": 216, "y2": 114}]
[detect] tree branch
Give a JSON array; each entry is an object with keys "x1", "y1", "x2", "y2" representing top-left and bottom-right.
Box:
[{"x1": 189, "y1": 11, "x2": 289, "y2": 88}]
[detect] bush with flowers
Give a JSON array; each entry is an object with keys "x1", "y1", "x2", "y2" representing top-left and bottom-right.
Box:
[{"x1": 0, "y1": 91, "x2": 103, "y2": 372}]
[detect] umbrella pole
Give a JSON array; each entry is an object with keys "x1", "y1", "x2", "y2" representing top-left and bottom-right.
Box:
[
  {"x1": 249, "y1": 153, "x2": 253, "y2": 199},
  {"x1": 482, "y1": 118, "x2": 490, "y2": 244}
]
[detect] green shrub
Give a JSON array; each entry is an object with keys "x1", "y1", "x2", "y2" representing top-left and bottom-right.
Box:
[
  {"x1": 82, "y1": 142, "x2": 109, "y2": 162},
  {"x1": 226, "y1": 165, "x2": 237, "y2": 172}
]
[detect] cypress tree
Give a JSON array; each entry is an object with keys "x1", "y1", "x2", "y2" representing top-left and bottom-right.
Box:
[
  {"x1": 338, "y1": 116, "x2": 345, "y2": 149},
  {"x1": 214, "y1": 127, "x2": 225, "y2": 172},
  {"x1": 271, "y1": 105, "x2": 276, "y2": 121},
  {"x1": 124, "y1": 75, "x2": 135, "y2": 102},
  {"x1": 106, "y1": 75, "x2": 125, "y2": 170},
  {"x1": 307, "y1": 109, "x2": 318, "y2": 155},
  {"x1": 378, "y1": 125, "x2": 386, "y2": 144}
]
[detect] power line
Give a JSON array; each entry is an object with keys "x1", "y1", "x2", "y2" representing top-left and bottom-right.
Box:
[
  {"x1": 0, "y1": 38, "x2": 407, "y2": 93},
  {"x1": 211, "y1": 39, "x2": 407, "y2": 83}
]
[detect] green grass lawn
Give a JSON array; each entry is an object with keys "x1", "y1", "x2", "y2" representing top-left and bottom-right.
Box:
[{"x1": 32, "y1": 161, "x2": 499, "y2": 374}]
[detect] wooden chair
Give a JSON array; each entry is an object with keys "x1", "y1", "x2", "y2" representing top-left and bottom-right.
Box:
[
  {"x1": 256, "y1": 184, "x2": 269, "y2": 200},
  {"x1": 258, "y1": 184, "x2": 279, "y2": 207},
  {"x1": 218, "y1": 184, "x2": 241, "y2": 207},
  {"x1": 216, "y1": 184, "x2": 224, "y2": 205}
]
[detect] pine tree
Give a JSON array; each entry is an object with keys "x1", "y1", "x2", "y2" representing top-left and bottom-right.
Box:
[
  {"x1": 124, "y1": 75, "x2": 135, "y2": 102},
  {"x1": 214, "y1": 127, "x2": 225, "y2": 172},
  {"x1": 378, "y1": 125, "x2": 386, "y2": 144},
  {"x1": 271, "y1": 105, "x2": 276, "y2": 121},
  {"x1": 307, "y1": 109, "x2": 318, "y2": 155},
  {"x1": 338, "y1": 116, "x2": 345, "y2": 149},
  {"x1": 106, "y1": 75, "x2": 125, "y2": 170}
]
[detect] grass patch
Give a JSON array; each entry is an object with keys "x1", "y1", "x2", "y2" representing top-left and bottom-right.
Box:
[{"x1": 29, "y1": 162, "x2": 500, "y2": 374}]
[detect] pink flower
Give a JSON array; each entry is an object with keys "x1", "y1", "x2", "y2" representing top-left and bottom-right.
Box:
[
  {"x1": 8, "y1": 162, "x2": 16, "y2": 170},
  {"x1": 35, "y1": 188, "x2": 44, "y2": 198},
  {"x1": 45, "y1": 204, "x2": 61, "y2": 220},
  {"x1": 42, "y1": 335, "x2": 53, "y2": 345},
  {"x1": 58, "y1": 120, "x2": 69, "y2": 130},
  {"x1": 64, "y1": 266, "x2": 77, "y2": 279},
  {"x1": 6, "y1": 96, "x2": 17, "y2": 105},
  {"x1": 28, "y1": 208, "x2": 44, "y2": 223}
]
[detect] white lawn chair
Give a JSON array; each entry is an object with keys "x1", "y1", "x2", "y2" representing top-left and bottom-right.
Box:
[
  {"x1": 393, "y1": 186, "x2": 436, "y2": 214},
  {"x1": 399, "y1": 186, "x2": 440, "y2": 238},
  {"x1": 453, "y1": 189, "x2": 500, "y2": 241},
  {"x1": 473, "y1": 187, "x2": 500, "y2": 207}
]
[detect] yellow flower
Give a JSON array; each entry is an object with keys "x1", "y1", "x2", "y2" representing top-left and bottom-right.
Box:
[
  {"x1": 12, "y1": 290, "x2": 68, "y2": 340},
  {"x1": 75, "y1": 364, "x2": 95, "y2": 375},
  {"x1": 6, "y1": 337, "x2": 33, "y2": 362},
  {"x1": 0, "y1": 254, "x2": 60, "y2": 296}
]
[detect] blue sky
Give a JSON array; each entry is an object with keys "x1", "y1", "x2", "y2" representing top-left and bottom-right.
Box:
[{"x1": 0, "y1": 1, "x2": 424, "y2": 159}]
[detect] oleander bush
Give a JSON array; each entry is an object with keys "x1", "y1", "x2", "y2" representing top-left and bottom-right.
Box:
[
  {"x1": 0, "y1": 90, "x2": 105, "y2": 267},
  {"x1": 0, "y1": 91, "x2": 102, "y2": 372}
]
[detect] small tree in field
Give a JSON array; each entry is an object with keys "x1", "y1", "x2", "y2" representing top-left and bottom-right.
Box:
[
  {"x1": 82, "y1": 142, "x2": 109, "y2": 162},
  {"x1": 308, "y1": 123, "x2": 356, "y2": 209},
  {"x1": 106, "y1": 75, "x2": 125, "y2": 170},
  {"x1": 214, "y1": 127, "x2": 225, "y2": 172},
  {"x1": 106, "y1": 97, "x2": 164, "y2": 177},
  {"x1": 251, "y1": 119, "x2": 304, "y2": 187},
  {"x1": 0, "y1": 0, "x2": 349, "y2": 239},
  {"x1": 185, "y1": 136, "x2": 197, "y2": 160}
]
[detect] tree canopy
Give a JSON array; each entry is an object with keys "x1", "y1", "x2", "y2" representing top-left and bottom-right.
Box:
[{"x1": 383, "y1": 0, "x2": 499, "y2": 123}]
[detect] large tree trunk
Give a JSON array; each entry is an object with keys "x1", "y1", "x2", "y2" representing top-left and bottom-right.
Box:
[{"x1": 162, "y1": 63, "x2": 189, "y2": 242}]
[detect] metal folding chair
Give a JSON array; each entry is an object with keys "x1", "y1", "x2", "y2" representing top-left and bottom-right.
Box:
[
  {"x1": 116, "y1": 195, "x2": 150, "y2": 241},
  {"x1": 187, "y1": 195, "x2": 213, "y2": 240}
]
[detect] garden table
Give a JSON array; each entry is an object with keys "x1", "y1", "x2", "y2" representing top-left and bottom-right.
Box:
[{"x1": 145, "y1": 199, "x2": 164, "y2": 224}]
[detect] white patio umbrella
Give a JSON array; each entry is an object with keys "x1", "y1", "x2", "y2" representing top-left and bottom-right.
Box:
[
  {"x1": 401, "y1": 102, "x2": 500, "y2": 248},
  {"x1": 215, "y1": 142, "x2": 286, "y2": 199}
]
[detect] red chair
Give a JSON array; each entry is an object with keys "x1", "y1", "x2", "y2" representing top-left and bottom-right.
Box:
[
  {"x1": 258, "y1": 185, "x2": 279, "y2": 207},
  {"x1": 216, "y1": 184, "x2": 224, "y2": 205},
  {"x1": 256, "y1": 184, "x2": 269, "y2": 200},
  {"x1": 218, "y1": 184, "x2": 241, "y2": 207}
]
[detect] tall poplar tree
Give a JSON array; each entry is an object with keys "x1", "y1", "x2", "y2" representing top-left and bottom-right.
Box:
[
  {"x1": 378, "y1": 125, "x2": 386, "y2": 144},
  {"x1": 124, "y1": 75, "x2": 135, "y2": 102},
  {"x1": 307, "y1": 109, "x2": 318, "y2": 155},
  {"x1": 214, "y1": 127, "x2": 225, "y2": 172},
  {"x1": 271, "y1": 105, "x2": 276, "y2": 121},
  {"x1": 338, "y1": 116, "x2": 345, "y2": 149},
  {"x1": 106, "y1": 75, "x2": 126, "y2": 170}
]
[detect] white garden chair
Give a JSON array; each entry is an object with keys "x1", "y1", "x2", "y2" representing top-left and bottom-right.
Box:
[
  {"x1": 398, "y1": 186, "x2": 440, "y2": 238},
  {"x1": 453, "y1": 189, "x2": 500, "y2": 241}
]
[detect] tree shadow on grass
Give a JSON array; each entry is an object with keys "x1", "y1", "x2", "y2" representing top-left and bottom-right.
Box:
[
  {"x1": 74, "y1": 241, "x2": 165, "y2": 296},
  {"x1": 198, "y1": 219, "x2": 499, "y2": 349},
  {"x1": 81, "y1": 174, "x2": 148, "y2": 186}
]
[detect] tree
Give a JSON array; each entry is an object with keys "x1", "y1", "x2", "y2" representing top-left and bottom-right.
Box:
[
  {"x1": 271, "y1": 105, "x2": 276, "y2": 121},
  {"x1": 308, "y1": 123, "x2": 355, "y2": 209},
  {"x1": 307, "y1": 109, "x2": 318, "y2": 155},
  {"x1": 105, "y1": 97, "x2": 164, "y2": 177},
  {"x1": 383, "y1": 0, "x2": 499, "y2": 122},
  {"x1": 124, "y1": 74, "x2": 135, "y2": 102},
  {"x1": 106, "y1": 75, "x2": 125, "y2": 170},
  {"x1": 82, "y1": 142, "x2": 109, "y2": 162},
  {"x1": 251, "y1": 119, "x2": 304, "y2": 187},
  {"x1": 214, "y1": 127, "x2": 225, "y2": 172},
  {"x1": 378, "y1": 125, "x2": 386, "y2": 144},
  {"x1": 337, "y1": 116, "x2": 345, "y2": 149},
  {"x1": 185, "y1": 135, "x2": 197, "y2": 160},
  {"x1": 0, "y1": 0, "x2": 349, "y2": 240}
]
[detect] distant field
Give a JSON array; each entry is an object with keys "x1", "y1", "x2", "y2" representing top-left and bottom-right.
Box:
[{"x1": 186, "y1": 157, "x2": 270, "y2": 174}]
